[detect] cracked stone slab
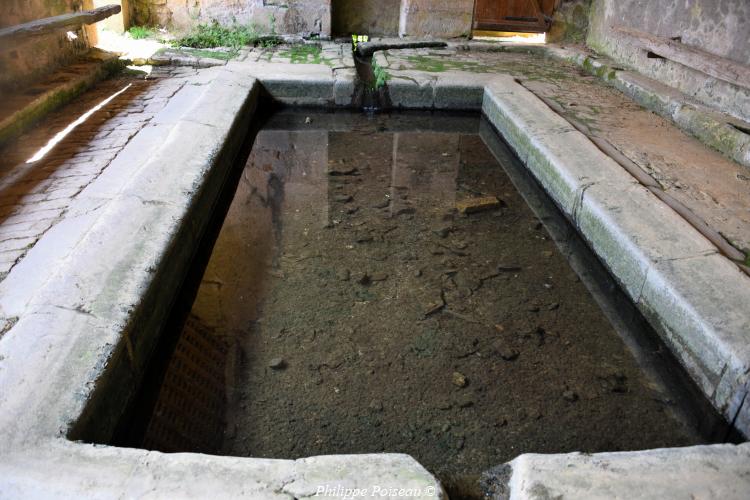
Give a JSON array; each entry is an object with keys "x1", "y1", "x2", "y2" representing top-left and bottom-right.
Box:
[
  {"x1": 577, "y1": 182, "x2": 718, "y2": 299},
  {"x1": 0, "y1": 442, "x2": 444, "y2": 499},
  {"x1": 387, "y1": 71, "x2": 438, "y2": 109},
  {"x1": 639, "y1": 252, "x2": 750, "y2": 416},
  {"x1": 496, "y1": 443, "x2": 750, "y2": 500}
]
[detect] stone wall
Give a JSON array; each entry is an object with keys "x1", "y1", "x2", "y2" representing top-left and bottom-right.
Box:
[
  {"x1": 332, "y1": 0, "x2": 400, "y2": 37},
  {"x1": 547, "y1": 0, "x2": 591, "y2": 44},
  {"x1": 93, "y1": 0, "x2": 129, "y2": 34},
  {"x1": 398, "y1": 0, "x2": 474, "y2": 38},
  {"x1": 587, "y1": 0, "x2": 750, "y2": 122},
  {"x1": 0, "y1": 0, "x2": 93, "y2": 91},
  {"x1": 131, "y1": 0, "x2": 331, "y2": 37},
  {"x1": 130, "y1": 0, "x2": 475, "y2": 39}
]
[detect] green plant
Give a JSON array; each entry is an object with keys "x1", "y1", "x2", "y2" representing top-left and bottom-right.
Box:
[
  {"x1": 275, "y1": 44, "x2": 332, "y2": 65},
  {"x1": 371, "y1": 59, "x2": 390, "y2": 90},
  {"x1": 128, "y1": 26, "x2": 154, "y2": 40},
  {"x1": 259, "y1": 38, "x2": 281, "y2": 48},
  {"x1": 175, "y1": 20, "x2": 261, "y2": 49}
]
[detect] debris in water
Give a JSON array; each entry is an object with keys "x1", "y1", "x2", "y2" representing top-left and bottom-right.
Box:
[
  {"x1": 432, "y1": 224, "x2": 453, "y2": 239},
  {"x1": 455, "y1": 394, "x2": 474, "y2": 408},
  {"x1": 423, "y1": 297, "x2": 445, "y2": 316},
  {"x1": 563, "y1": 390, "x2": 579, "y2": 402},
  {"x1": 598, "y1": 372, "x2": 629, "y2": 393},
  {"x1": 455, "y1": 437, "x2": 465, "y2": 450},
  {"x1": 329, "y1": 166, "x2": 359, "y2": 176},
  {"x1": 496, "y1": 264, "x2": 522, "y2": 272},
  {"x1": 354, "y1": 272, "x2": 371, "y2": 285},
  {"x1": 395, "y1": 206, "x2": 416, "y2": 216},
  {"x1": 355, "y1": 232, "x2": 374, "y2": 243},
  {"x1": 269, "y1": 358, "x2": 286, "y2": 370},
  {"x1": 369, "y1": 400, "x2": 384, "y2": 412},
  {"x1": 492, "y1": 339, "x2": 520, "y2": 361},
  {"x1": 333, "y1": 194, "x2": 353, "y2": 203},
  {"x1": 456, "y1": 196, "x2": 501, "y2": 214}
]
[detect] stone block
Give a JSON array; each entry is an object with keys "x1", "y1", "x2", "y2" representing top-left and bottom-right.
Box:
[
  {"x1": 638, "y1": 252, "x2": 750, "y2": 423},
  {"x1": 333, "y1": 68, "x2": 356, "y2": 107},
  {"x1": 387, "y1": 73, "x2": 435, "y2": 109},
  {"x1": 498, "y1": 443, "x2": 750, "y2": 499},
  {"x1": 577, "y1": 183, "x2": 717, "y2": 299}
]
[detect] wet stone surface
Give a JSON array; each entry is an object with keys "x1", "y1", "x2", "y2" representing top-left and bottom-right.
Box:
[{"x1": 183, "y1": 110, "x2": 700, "y2": 482}]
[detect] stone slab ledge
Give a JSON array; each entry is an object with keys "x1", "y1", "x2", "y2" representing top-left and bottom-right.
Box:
[
  {"x1": 486, "y1": 442, "x2": 750, "y2": 499},
  {"x1": 483, "y1": 75, "x2": 750, "y2": 436}
]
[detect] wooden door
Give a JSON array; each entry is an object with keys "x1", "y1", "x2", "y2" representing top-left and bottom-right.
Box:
[{"x1": 473, "y1": 0, "x2": 558, "y2": 33}]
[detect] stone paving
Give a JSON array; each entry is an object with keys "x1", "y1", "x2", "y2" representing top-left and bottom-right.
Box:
[{"x1": 0, "y1": 66, "x2": 209, "y2": 284}]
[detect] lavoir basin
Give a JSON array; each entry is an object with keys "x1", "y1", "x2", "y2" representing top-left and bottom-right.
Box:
[{"x1": 113, "y1": 109, "x2": 722, "y2": 494}]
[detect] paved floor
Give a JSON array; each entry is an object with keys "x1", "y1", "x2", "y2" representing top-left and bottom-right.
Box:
[{"x1": 0, "y1": 66, "x2": 207, "y2": 282}]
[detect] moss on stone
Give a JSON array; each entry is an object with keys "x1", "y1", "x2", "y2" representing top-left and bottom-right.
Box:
[
  {"x1": 275, "y1": 44, "x2": 334, "y2": 66},
  {"x1": 180, "y1": 48, "x2": 236, "y2": 60},
  {"x1": 402, "y1": 55, "x2": 494, "y2": 73}
]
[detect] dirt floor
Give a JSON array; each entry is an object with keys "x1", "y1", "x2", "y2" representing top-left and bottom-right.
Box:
[{"x1": 155, "y1": 110, "x2": 704, "y2": 484}]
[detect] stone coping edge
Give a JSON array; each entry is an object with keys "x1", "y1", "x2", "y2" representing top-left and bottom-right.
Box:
[
  {"x1": 493, "y1": 442, "x2": 750, "y2": 500},
  {"x1": 1, "y1": 441, "x2": 444, "y2": 499},
  {"x1": 482, "y1": 75, "x2": 750, "y2": 436}
]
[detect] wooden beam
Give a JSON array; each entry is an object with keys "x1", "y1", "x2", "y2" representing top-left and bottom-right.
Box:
[
  {"x1": 613, "y1": 25, "x2": 750, "y2": 91},
  {"x1": 0, "y1": 5, "x2": 121, "y2": 43}
]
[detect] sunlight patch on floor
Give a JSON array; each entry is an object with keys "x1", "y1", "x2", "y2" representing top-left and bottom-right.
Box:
[{"x1": 473, "y1": 31, "x2": 546, "y2": 44}]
